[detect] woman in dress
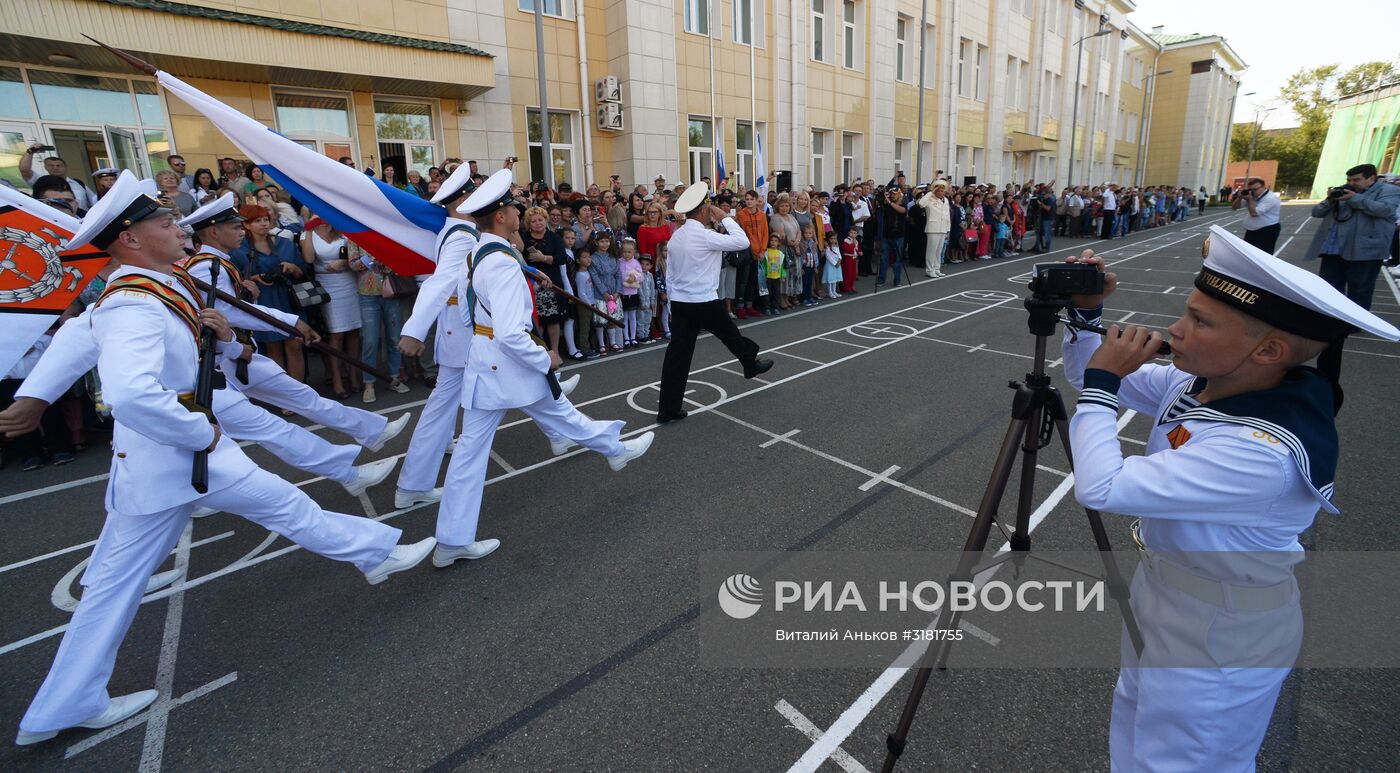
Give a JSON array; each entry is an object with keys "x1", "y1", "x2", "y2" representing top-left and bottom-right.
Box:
[
  {"x1": 230, "y1": 205, "x2": 309, "y2": 387},
  {"x1": 301, "y1": 215, "x2": 363, "y2": 398},
  {"x1": 521, "y1": 207, "x2": 570, "y2": 356},
  {"x1": 635, "y1": 203, "x2": 672, "y2": 261}
]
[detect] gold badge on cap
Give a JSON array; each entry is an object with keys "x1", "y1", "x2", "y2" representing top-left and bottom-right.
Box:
[{"x1": 1200, "y1": 236, "x2": 1211, "y2": 258}]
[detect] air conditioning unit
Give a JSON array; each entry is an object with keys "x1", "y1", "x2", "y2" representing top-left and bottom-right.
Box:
[
  {"x1": 595, "y1": 76, "x2": 620, "y2": 104},
  {"x1": 597, "y1": 103, "x2": 624, "y2": 132}
]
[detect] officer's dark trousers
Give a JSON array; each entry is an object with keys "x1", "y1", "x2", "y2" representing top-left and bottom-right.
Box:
[
  {"x1": 1243, "y1": 223, "x2": 1281, "y2": 254},
  {"x1": 659, "y1": 300, "x2": 760, "y2": 415},
  {"x1": 1316, "y1": 254, "x2": 1382, "y2": 411}
]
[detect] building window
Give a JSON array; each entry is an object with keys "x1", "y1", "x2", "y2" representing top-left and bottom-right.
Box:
[
  {"x1": 842, "y1": 0, "x2": 858, "y2": 69},
  {"x1": 526, "y1": 108, "x2": 575, "y2": 187},
  {"x1": 923, "y1": 24, "x2": 937, "y2": 84},
  {"x1": 735, "y1": 0, "x2": 764, "y2": 45},
  {"x1": 811, "y1": 0, "x2": 827, "y2": 62},
  {"x1": 811, "y1": 129, "x2": 826, "y2": 190},
  {"x1": 688, "y1": 117, "x2": 713, "y2": 185},
  {"x1": 275, "y1": 90, "x2": 355, "y2": 163},
  {"x1": 1190, "y1": 59, "x2": 1213, "y2": 75},
  {"x1": 1041, "y1": 71, "x2": 1062, "y2": 118},
  {"x1": 841, "y1": 132, "x2": 856, "y2": 184},
  {"x1": 974, "y1": 44, "x2": 988, "y2": 101},
  {"x1": 894, "y1": 137, "x2": 909, "y2": 174},
  {"x1": 684, "y1": 0, "x2": 709, "y2": 35},
  {"x1": 957, "y1": 39, "x2": 970, "y2": 96},
  {"x1": 518, "y1": 0, "x2": 566, "y2": 15},
  {"x1": 895, "y1": 16, "x2": 908, "y2": 82},
  {"x1": 374, "y1": 99, "x2": 438, "y2": 181},
  {"x1": 736, "y1": 121, "x2": 755, "y2": 188},
  {"x1": 1045, "y1": 0, "x2": 1059, "y2": 34}
]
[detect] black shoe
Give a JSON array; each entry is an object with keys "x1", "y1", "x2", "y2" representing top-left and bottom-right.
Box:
[
  {"x1": 656, "y1": 410, "x2": 689, "y2": 424},
  {"x1": 743, "y1": 359, "x2": 774, "y2": 379}
]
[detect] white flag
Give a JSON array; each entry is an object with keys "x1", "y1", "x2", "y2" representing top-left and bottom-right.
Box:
[{"x1": 754, "y1": 133, "x2": 768, "y2": 198}]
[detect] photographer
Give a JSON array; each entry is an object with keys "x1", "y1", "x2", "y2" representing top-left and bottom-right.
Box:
[
  {"x1": 1231, "y1": 177, "x2": 1281, "y2": 253},
  {"x1": 875, "y1": 186, "x2": 908, "y2": 286},
  {"x1": 1304, "y1": 163, "x2": 1400, "y2": 404},
  {"x1": 19, "y1": 144, "x2": 95, "y2": 209}
]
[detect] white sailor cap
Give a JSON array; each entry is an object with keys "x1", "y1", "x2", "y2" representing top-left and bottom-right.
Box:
[
  {"x1": 92, "y1": 167, "x2": 120, "y2": 180},
  {"x1": 432, "y1": 161, "x2": 476, "y2": 205},
  {"x1": 654, "y1": 173, "x2": 666, "y2": 183},
  {"x1": 67, "y1": 170, "x2": 172, "y2": 250},
  {"x1": 1197, "y1": 225, "x2": 1400, "y2": 342},
  {"x1": 178, "y1": 192, "x2": 241, "y2": 231},
  {"x1": 674, "y1": 181, "x2": 708, "y2": 214},
  {"x1": 456, "y1": 168, "x2": 520, "y2": 217}
]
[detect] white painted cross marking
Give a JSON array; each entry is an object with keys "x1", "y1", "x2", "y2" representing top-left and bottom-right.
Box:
[
  {"x1": 775, "y1": 700, "x2": 871, "y2": 773},
  {"x1": 858, "y1": 465, "x2": 901, "y2": 492},
  {"x1": 761, "y1": 430, "x2": 801, "y2": 449}
]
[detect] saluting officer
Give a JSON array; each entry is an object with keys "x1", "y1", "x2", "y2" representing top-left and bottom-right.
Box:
[
  {"x1": 1060, "y1": 225, "x2": 1400, "y2": 771},
  {"x1": 431, "y1": 169, "x2": 653, "y2": 567},
  {"x1": 15, "y1": 172, "x2": 435, "y2": 747}
]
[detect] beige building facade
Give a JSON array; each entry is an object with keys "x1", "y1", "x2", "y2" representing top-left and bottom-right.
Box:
[{"x1": 0, "y1": 0, "x2": 1243, "y2": 196}]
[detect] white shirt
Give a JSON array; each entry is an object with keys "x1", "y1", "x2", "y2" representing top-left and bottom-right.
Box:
[
  {"x1": 1101, "y1": 188, "x2": 1117, "y2": 211},
  {"x1": 851, "y1": 199, "x2": 871, "y2": 224},
  {"x1": 1241, "y1": 190, "x2": 1281, "y2": 230},
  {"x1": 664, "y1": 218, "x2": 751, "y2": 303}
]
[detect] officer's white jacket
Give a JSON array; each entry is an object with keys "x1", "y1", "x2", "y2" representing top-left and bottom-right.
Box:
[
  {"x1": 1061, "y1": 317, "x2": 1331, "y2": 567},
  {"x1": 457, "y1": 232, "x2": 552, "y2": 410},
  {"x1": 402, "y1": 220, "x2": 477, "y2": 367},
  {"x1": 185, "y1": 246, "x2": 301, "y2": 333},
  {"x1": 91, "y1": 266, "x2": 256, "y2": 515}
]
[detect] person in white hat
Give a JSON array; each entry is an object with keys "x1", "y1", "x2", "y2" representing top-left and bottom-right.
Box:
[
  {"x1": 12, "y1": 172, "x2": 435, "y2": 748},
  {"x1": 429, "y1": 169, "x2": 653, "y2": 567},
  {"x1": 393, "y1": 162, "x2": 580, "y2": 510},
  {"x1": 178, "y1": 193, "x2": 411, "y2": 453},
  {"x1": 1059, "y1": 224, "x2": 1399, "y2": 772},
  {"x1": 915, "y1": 180, "x2": 951, "y2": 278},
  {"x1": 657, "y1": 181, "x2": 773, "y2": 423}
]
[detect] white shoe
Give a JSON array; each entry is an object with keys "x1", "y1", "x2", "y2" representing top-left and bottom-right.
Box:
[
  {"x1": 558, "y1": 373, "x2": 580, "y2": 397},
  {"x1": 445, "y1": 435, "x2": 458, "y2": 454},
  {"x1": 362, "y1": 384, "x2": 377, "y2": 404},
  {"x1": 395, "y1": 487, "x2": 442, "y2": 509},
  {"x1": 366, "y1": 412, "x2": 411, "y2": 452},
  {"x1": 606, "y1": 431, "x2": 654, "y2": 471},
  {"x1": 364, "y1": 537, "x2": 436, "y2": 585},
  {"x1": 342, "y1": 458, "x2": 397, "y2": 497},
  {"x1": 191, "y1": 506, "x2": 218, "y2": 519},
  {"x1": 16, "y1": 689, "x2": 159, "y2": 746},
  {"x1": 432, "y1": 539, "x2": 500, "y2": 568},
  {"x1": 145, "y1": 569, "x2": 181, "y2": 594},
  {"x1": 549, "y1": 436, "x2": 577, "y2": 457}
]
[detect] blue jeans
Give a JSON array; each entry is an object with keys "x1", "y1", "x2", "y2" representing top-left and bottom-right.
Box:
[
  {"x1": 358, "y1": 294, "x2": 403, "y2": 384},
  {"x1": 1038, "y1": 221, "x2": 1053, "y2": 252},
  {"x1": 878, "y1": 237, "x2": 904, "y2": 284}
]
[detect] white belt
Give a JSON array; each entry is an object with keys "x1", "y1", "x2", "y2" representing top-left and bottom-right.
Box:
[{"x1": 1131, "y1": 520, "x2": 1295, "y2": 614}]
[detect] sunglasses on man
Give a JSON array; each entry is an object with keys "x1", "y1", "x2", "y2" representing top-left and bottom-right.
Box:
[{"x1": 40, "y1": 198, "x2": 76, "y2": 213}]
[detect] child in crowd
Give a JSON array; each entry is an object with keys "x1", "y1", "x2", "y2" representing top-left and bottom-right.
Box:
[
  {"x1": 654, "y1": 242, "x2": 671, "y2": 340},
  {"x1": 618, "y1": 238, "x2": 643, "y2": 348},
  {"x1": 586, "y1": 233, "x2": 623, "y2": 353},
  {"x1": 993, "y1": 208, "x2": 1011, "y2": 259},
  {"x1": 822, "y1": 237, "x2": 843, "y2": 299},
  {"x1": 799, "y1": 222, "x2": 819, "y2": 306},
  {"x1": 763, "y1": 233, "x2": 786, "y2": 315},
  {"x1": 840, "y1": 227, "x2": 861, "y2": 294},
  {"x1": 559, "y1": 228, "x2": 584, "y2": 359},
  {"x1": 637, "y1": 255, "x2": 657, "y2": 344},
  {"x1": 572, "y1": 249, "x2": 601, "y2": 358}
]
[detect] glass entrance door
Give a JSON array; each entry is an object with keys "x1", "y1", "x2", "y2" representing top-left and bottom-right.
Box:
[
  {"x1": 0, "y1": 121, "x2": 40, "y2": 190},
  {"x1": 103, "y1": 125, "x2": 148, "y2": 178}
]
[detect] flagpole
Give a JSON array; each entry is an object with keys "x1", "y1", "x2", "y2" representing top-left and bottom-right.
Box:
[
  {"x1": 750, "y1": 0, "x2": 757, "y2": 191},
  {"x1": 533, "y1": 1, "x2": 555, "y2": 189},
  {"x1": 708, "y1": 0, "x2": 717, "y2": 185},
  {"x1": 914, "y1": 0, "x2": 928, "y2": 182}
]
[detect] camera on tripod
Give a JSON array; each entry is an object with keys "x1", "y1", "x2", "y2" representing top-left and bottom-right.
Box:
[{"x1": 1028, "y1": 262, "x2": 1104, "y2": 304}]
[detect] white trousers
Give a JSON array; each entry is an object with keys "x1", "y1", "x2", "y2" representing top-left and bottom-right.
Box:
[
  {"x1": 234, "y1": 356, "x2": 387, "y2": 447},
  {"x1": 214, "y1": 388, "x2": 359, "y2": 484},
  {"x1": 436, "y1": 395, "x2": 625, "y2": 546},
  {"x1": 20, "y1": 468, "x2": 400, "y2": 734},
  {"x1": 1109, "y1": 567, "x2": 1296, "y2": 772},
  {"x1": 924, "y1": 233, "x2": 948, "y2": 275}
]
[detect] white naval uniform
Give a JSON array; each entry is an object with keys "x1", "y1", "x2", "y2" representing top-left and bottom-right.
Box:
[
  {"x1": 15, "y1": 308, "x2": 361, "y2": 486},
  {"x1": 1061, "y1": 315, "x2": 1326, "y2": 773},
  {"x1": 397, "y1": 222, "x2": 564, "y2": 494},
  {"x1": 435, "y1": 232, "x2": 625, "y2": 547},
  {"x1": 184, "y1": 248, "x2": 389, "y2": 447},
  {"x1": 19, "y1": 266, "x2": 401, "y2": 736}
]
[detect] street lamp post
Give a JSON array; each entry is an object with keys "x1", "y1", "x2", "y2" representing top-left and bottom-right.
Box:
[
  {"x1": 1214, "y1": 90, "x2": 1253, "y2": 199},
  {"x1": 1067, "y1": 27, "x2": 1112, "y2": 189},
  {"x1": 1244, "y1": 105, "x2": 1276, "y2": 182},
  {"x1": 1134, "y1": 68, "x2": 1172, "y2": 187}
]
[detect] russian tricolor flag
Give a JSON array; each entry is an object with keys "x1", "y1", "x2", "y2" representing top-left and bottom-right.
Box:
[{"x1": 156, "y1": 72, "x2": 442, "y2": 276}]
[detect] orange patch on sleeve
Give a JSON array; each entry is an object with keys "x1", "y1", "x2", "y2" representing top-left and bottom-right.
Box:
[{"x1": 1167, "y1": 425, "x2": 1192, "y2": 449}]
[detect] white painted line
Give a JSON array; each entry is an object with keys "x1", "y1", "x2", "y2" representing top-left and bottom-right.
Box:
[
  {"x1": 137, "y1": 522, "x2": 193, "y2": 770},
  {"x1": 760, "y1": 430, "x2": 801, "y2": 449},
  {"x1": 0, "y1": 537, "x2": 99, "y2": 575},
  {"x1": 1385, "y1": 265, "x2": 1400, "y2": 308},
  {"x1": 960, "y1": 620, "x2": 1000, "y2": 647},
  {"x1": 886, "y1": 313, "x2": 951, "y2": 325},
  {"x1": 1161, "y1": 286, "x2": 1176, "y2": 294},
  {"x1": 775, "y1": 700, "x2": 871, "y2": 773},
  {"x1": 911, "y1": 336, "x2": 1031, "y2": 360},
  {"x1": 65, "y1": 672, "x2": 237, "y2": 759},
  {"x1": 1117, "y1": 311, "x2": 1137, "y2": 324},
  {"x1": 858, "y1": 465, "x2": 901, "y2": 492},
  {"x1": 818, "y1": 336, "x2": 872, "y2": 350},
  {"x1": 718, "y1": 365, "x2": 772, "y2": 384},
  {"x1": 786, "y1": 411, "x2": 1139, "y2": 773},
  {"x1": 1035, "y1": 464, "x2": 1069, "y2": 478},
  {"x1": 771, "y1": 349, "x2": 826, "y2": 366},
  {"x1": 1118, "y1": 435, "x2": 1147, "y2": 446},
  {"x1": 488, "y1": 450, "x2": 516, "y2": 473}
]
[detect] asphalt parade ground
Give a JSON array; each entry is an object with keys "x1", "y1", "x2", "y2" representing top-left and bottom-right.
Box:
[{"x1": 2, "y1": 204, "x2": 1397, "y2": 771}]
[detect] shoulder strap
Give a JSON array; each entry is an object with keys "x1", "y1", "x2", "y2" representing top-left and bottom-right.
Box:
[
  {"x1": 96, "y1": 274, "x2": 201, "y2": 340},
  {"x1": 184, "y1": 252, "x2": 245, "y2": 288},
  {"x1": 465, "y1": 242, "x2": 519, "y2": 327}
]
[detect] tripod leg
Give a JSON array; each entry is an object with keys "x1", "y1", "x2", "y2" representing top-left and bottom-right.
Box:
[
  {"x1": 1052, "y1": 417, "x2": 1145, "y2": 657},
  {"x1": 881, "y1": 417, "x2": 1031, "y2": 772}
]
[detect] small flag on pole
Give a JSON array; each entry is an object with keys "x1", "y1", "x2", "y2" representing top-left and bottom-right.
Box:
[
  {"x1": 716, "y1": 144, "x2": 727, "y2": 189},
  {"x1": 754, "y1": 133, "x2": 768, "y2": 198}
]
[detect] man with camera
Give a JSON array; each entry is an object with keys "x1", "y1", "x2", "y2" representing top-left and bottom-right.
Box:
[
  {"x1": 876, "y1": 186, "x2": 909, "y2": 286},
  {"x1": 1231, "y1": 176, "x2": 1281, "y2": 254},
  {"x1": 19, "y1": 144, "x2": 96, "y2": 210},
  {"x1": 1304, "y1": 163, "x2": 1400, "y2": 404}
]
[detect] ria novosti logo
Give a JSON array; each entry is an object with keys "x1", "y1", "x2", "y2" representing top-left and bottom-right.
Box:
[{"x1": 718, "y1": 574, "x2": 763, "y2": 619}]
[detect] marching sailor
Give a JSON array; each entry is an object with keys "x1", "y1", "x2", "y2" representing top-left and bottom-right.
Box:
[
  {"x1": 1060, "y1": 225, "x2": 1400, "y2": 771},
  {"x1": 177, "y1": 193, "x2": 410, "y2": 453},
  {"x1": 14, "y1": 172, "x2": 435, "y2": 747},
  {"x1": 431, "y1": 170, "x2": 654, "y2": 566},
  {"x1": 394, "y1": 163, "x2": 579, "y2": 510}
]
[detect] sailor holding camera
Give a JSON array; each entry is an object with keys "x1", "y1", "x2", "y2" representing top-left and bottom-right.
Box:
[
  {"x1": 1231, "y1": 177, "x2": 1281, "y2": 254},
  {"x1": 1060, "y1": 226, "x2": 1398, "y2": 771}
]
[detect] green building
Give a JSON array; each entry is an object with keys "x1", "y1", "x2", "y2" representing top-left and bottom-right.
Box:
[{"x1": 1310, "y1": 83, "x2": 1400, "y2": 198}]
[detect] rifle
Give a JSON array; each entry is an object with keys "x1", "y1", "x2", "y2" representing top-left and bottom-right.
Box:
[{"x1": 191, "y1": 261, "x2": 221, "y2": 493}]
